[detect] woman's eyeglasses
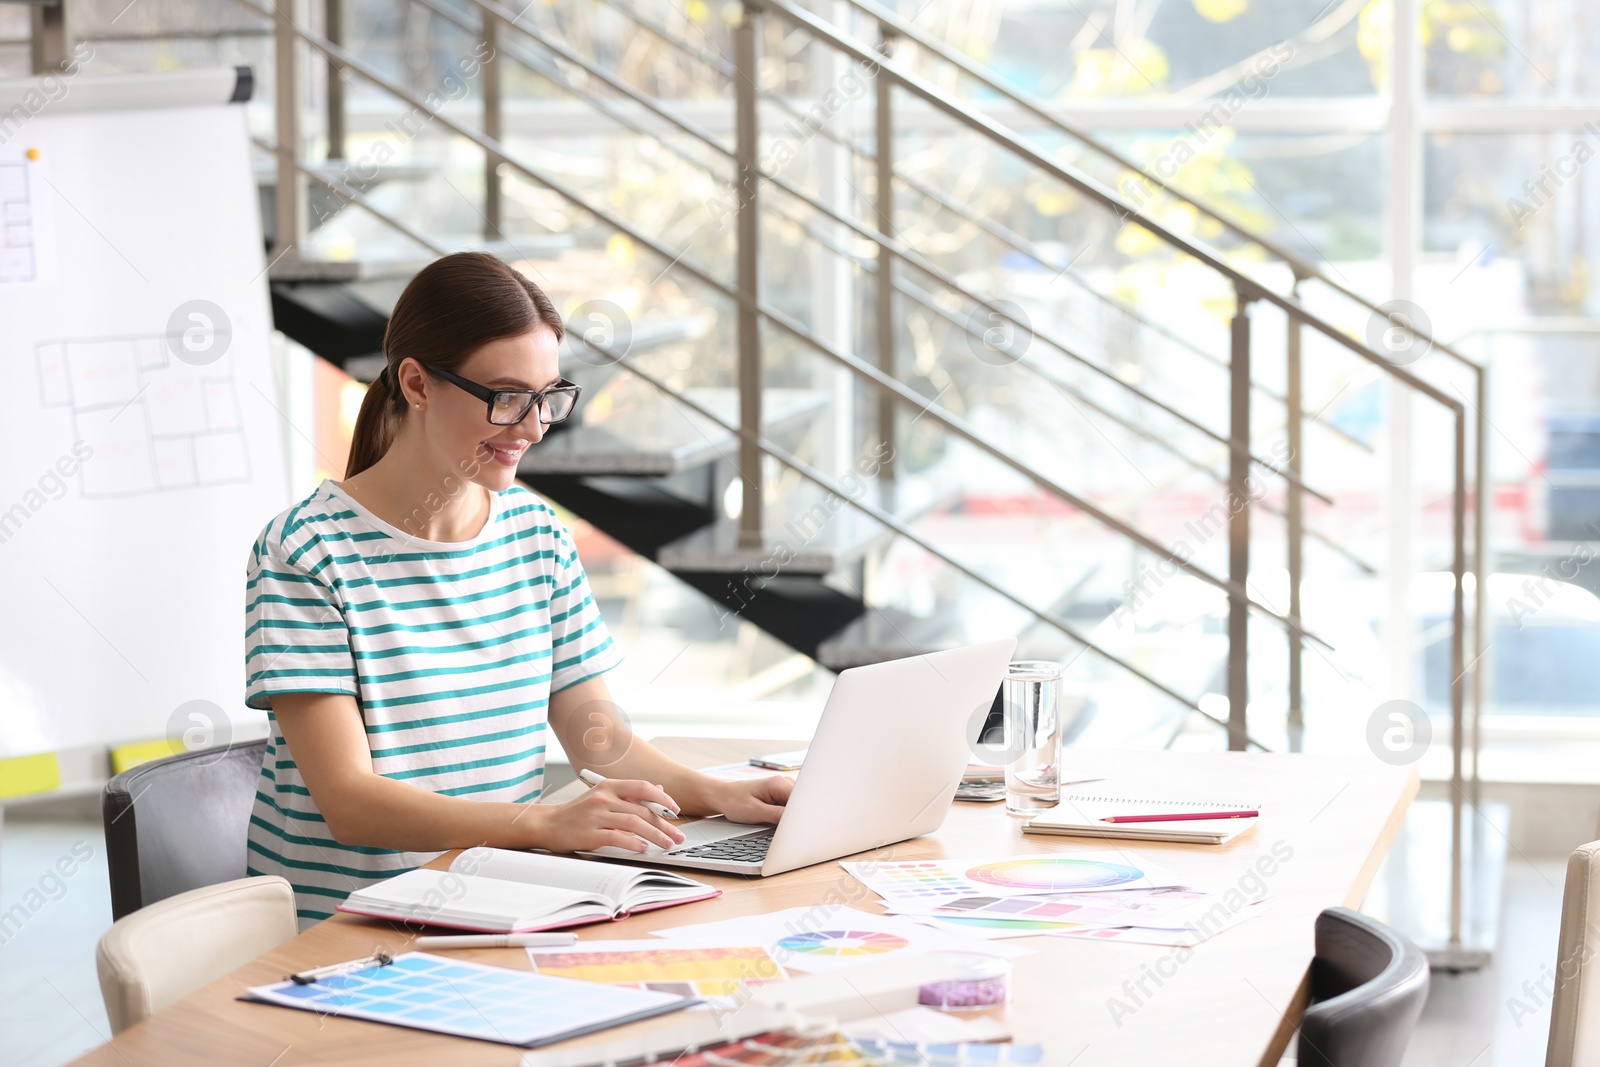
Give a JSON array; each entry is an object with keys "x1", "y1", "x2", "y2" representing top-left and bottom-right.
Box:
[{"x1": 426, "y1": 366, "x2": 582, "y2": 426}]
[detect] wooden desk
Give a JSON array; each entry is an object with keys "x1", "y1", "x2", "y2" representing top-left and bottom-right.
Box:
[{"x1": 69, "y1": 740, "x2": 1416, "y2": 1067}]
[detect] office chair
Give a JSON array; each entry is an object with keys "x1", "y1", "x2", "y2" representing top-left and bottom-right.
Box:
[
  {"x1": 1546, "y1": 840, "x2": 1600, "y2": 1067},
  {"x1": 96, "y1": 875, "x2": 297, "y2": 1032},
  {"x1": 1297, "y1": 907, "x2": 1429, "y2": 1067},
  {"x1": 102, "y1": 739, "x2": 267, "y2": 919}
]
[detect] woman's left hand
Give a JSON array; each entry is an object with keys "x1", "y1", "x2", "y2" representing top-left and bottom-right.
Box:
[{"x1": 705, "y1": 774, "x2": 794, "y2": 824}]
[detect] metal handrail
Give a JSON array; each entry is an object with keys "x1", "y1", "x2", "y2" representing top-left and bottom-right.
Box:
[
  {"x1": 789, "y1": 203, "x2": 1369, "y2": 570},
  {"x1": 588, "y1": 0, "x2": 1330, "y2": 441},
  {"x1": 254, "y1": 137, "x2": 447, "y2": 257},
  {"x1": 759, "y1": 0, "x2": 1458, "y2": 407},
  {"x1": 838, "y1": 0, "x2": 1487, "y2": 376},
  {"x1": 576, "y1": 331, "x2": 1275, "y2": 750},
  {"x1": 890, "y1": 272, "x2": 1376, "y2": 575},
  {"x1": 240, "y1": 0, "x2": 1333, "y2": 659},
  {"x1": 759, "y1": 0, "x2": 1471, "y2": 769},
  {"x1": 416, "y1": 0, "x2": 1335, "y2": 508}
]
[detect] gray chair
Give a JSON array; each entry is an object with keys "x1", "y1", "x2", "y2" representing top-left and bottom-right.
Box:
[
  {"x1": 1297, "y1": 907, "x2": 1430, "y2": 1067},
  {"x1": 102, "y1": 740, "x2": 266, "y2": 920}
]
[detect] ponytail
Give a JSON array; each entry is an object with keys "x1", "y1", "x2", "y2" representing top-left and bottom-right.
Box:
[
  {"x1": 341, "y1": 252, "x2": 565, "y2": 479},
  {"x1": 345, "y1": 365, "x2": 406, "y2": 478}
]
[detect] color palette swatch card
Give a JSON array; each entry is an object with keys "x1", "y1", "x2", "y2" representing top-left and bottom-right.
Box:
[
  {"x1": 557, "y1": 1029, "x2": 1046, "y2": 1065},
  {"x1": 896, "y1": 912, "x2": 1103, "y2": 940},
  {"x1": 894, "y1": 885, "x2": 1222, "y2": 930},
  {"x1": 243, "y1": 952, "x2": 693, "y2": 1047},
  {"x1": 841, "y1": 852, "x2": 1183, "y2": 904},
  {"x1": 527, "y1": 940, "x2": 786, "y2": 1009},
  {"x1": 651, "y1": 906, "x2": 1032, "y2": 975}
]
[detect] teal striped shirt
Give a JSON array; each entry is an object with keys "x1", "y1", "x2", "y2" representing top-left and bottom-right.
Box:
[{"x1": 243, "y1": 479, "x2": 622, "y2": 927}]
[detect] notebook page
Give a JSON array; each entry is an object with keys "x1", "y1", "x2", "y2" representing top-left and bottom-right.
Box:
[
  {"x1": 1044, "y1": 792, "x2": 1261, "y2": 817},
  {"x1": 450, "y1": 847, "x2": 705, "y2": 905},
  {"x1": 345, "y1": 869, "x2": 606, "y2": 926}
]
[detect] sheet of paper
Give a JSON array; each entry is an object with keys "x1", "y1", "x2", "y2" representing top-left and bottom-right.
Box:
[
  {"x1": 894, "y1": 912, "x2": 1098, "y2": 939},
  {"x1": 1050, "y1": 901, "x2": 1268, "y2": 947},
  {"x1": 650, "y1": 906, "x2": 1033, "y2": 974},
  {"x1": 697, "y1": 761, "x2": 798, "y2": 782},
  {"x1": 842, "y1": 851, "x2": 1184, "y2": 904},
  {"x1": 891, "y1": 885, "x2": 1230, "y2": 930},
  {"x1": 527, "y1": 940, "x2": 785, "y2": 1009}
]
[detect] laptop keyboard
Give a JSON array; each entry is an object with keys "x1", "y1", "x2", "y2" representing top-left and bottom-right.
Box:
[{"x1": 671, "y1": 828, "x2": 774, "y2": 864}]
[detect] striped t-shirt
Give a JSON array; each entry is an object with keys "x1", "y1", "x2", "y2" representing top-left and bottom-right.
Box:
[{"x1": 243, "y1": 478, "x2": 622, "y2": 927}]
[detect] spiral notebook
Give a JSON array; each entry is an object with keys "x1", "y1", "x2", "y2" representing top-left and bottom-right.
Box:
[{"x1": 1022, "y1": 792, "x2": 1262, "y2": 844}]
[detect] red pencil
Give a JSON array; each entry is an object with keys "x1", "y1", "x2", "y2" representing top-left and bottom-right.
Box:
[{"x1": 1101, "y1": 809, "x2": 1259, "y2": 823}]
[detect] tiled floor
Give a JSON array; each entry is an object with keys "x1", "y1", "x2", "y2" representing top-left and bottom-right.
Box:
[
  {"x1": 0, "y1": 815, "x2": 114, "y2": 1067},
  {"x1": 0, "y1": 812, "x2": 1575, "y2": 1067},
  {"x1": 1403, "y1": 857, "x2": 1569, "y2": 1067}
]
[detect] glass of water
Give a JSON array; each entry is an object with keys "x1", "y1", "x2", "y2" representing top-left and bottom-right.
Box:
[{"x1": 1002, "y1": 660, "x2": 1064, "y2": 815}]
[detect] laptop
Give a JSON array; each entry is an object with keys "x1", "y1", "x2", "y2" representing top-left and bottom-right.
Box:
[{"x1": 576, "y1": 638, "x2": 1018, "y2": 876}]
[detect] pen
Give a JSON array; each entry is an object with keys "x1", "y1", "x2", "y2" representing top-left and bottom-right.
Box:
[
  {"x1": 414, "y1": 933, "x2": 579, "y2": 949},
  {"x1": 576, "y1": 769, "x2": 680, "y2": 820},
  {"x1": 1102, "y1": 810, "x2": 1260, "y2": 824},
  {"x1": 288, "y1": 951, "x2": 393, "y2": 984}
]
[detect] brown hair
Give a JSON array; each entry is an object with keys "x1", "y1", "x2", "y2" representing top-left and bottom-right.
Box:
[{"x1": 345, "y1": 252, "x2": 565, "y2": 478}]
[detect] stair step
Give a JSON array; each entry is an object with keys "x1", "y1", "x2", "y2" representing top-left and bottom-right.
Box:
[
  {"x1": 667, "y1": 572, "x2": 866, "y2": 660},
  {"x1": 656, "y1": 472, "x2": 953, "y2": 576},
  {"x1": 523, "y1": 474, "x2": 714, "y2": 559},
  {"x1": 814, "y1": 607, "x2": 985, "y2": 671},
  {"x1": 270, "y1": 281, "x2": 389, "y2": 363},
  {"x1": 518, "y1": 387, "x2": 830, "y2": 477},
  {"x1": 269, "y1": 259, "x2": 420, "y2": 285}
]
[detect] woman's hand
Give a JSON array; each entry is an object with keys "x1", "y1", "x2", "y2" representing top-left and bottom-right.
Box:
[
  {"x1": 703, "y1": 774, "x2": 794, "y2": 825},
  {"x1": 530, "y1": 778, "x2": 687, "y2": 854}
]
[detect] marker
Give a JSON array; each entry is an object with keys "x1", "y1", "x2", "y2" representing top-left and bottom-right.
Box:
[
  {"x1": 1101, "y1": 809, "x2": 1260, "y2": 824},
  {"x1": 414, "y1": 933, "x2": 578, "y2": 949},
  {"x1": 576, "y1": 769, "x2": 680, "y2": 820}
]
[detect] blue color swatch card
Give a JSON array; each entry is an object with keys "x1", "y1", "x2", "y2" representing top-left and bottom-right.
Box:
[{"x1": 243, "y1": 951, "x2": 695, "y2": 1047}]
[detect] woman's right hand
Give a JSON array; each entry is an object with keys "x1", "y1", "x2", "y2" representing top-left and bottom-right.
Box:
[{"x1": 526, "y1": 778, "x2": 687, "y2": 854}]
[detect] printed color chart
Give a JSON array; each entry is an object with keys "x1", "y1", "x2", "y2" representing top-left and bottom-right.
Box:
[
  {"x1": 246, "y1": 953, "x2": 691, "y2": 1047},
  {"x1": 966, "y1": 858, "x2": 1145, "y2": 892},
  {"x1": 775, "y1": 931, "x2": 910, "y2": 957},
  {"x1": 843, "y1": 852, "x2": 1178, "y2": 903},
  {"x1": 529, "y1": 943, "x2": 785, "y2": 1002}
]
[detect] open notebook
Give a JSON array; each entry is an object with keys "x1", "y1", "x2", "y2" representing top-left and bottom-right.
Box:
[
  {"x1": 1022, "y1": 792, "x2": 1262, "y2": 845},
  {"x1": 337, "y1": 846, "x2": 720, "y2": 932}
]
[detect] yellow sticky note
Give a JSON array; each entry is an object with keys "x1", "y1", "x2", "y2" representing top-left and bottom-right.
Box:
[
  {"x1": 109, "y1": 739, "x2": 181, "y2": 775},
  {"x1": 0, "y1": 752, "x2": 62, "y2": 799}
]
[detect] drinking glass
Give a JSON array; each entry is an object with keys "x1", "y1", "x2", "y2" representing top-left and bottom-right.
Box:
[{"x1": 1002, "y1": 660, "x2": 1064, "y2": 815}]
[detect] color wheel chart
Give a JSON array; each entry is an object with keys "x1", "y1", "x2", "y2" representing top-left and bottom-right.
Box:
[
  {"x1": 967, "y1": 858, "x2": 1144, "y2": 892},
  {"x1": 775, "y1": 930, "x2": 910, "y2": 957},
  {"x1": 845, "y1": 854, "x2": 1167, "y2": 903}
]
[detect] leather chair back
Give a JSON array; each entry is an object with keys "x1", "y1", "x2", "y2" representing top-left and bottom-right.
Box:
[
  {"x1": 1547, "y1": 840, "x2": 1600, "y2": 1067},
  {"x1": 102, "y1": 740, "x2": 266, "y2": 920},
  {"x1": 96, "y1": 875, "x2": 297, "y2": 1032},
  {"x1": 1298, "y1": 906, "x2": 1429, "y2": 1067}
]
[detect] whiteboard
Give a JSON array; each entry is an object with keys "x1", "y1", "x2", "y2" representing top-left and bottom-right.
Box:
[{"x1": 0, "y1": 72, "x2": 289, "y2": 757}]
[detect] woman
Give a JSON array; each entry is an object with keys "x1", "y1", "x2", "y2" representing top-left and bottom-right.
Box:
[{"x1": 244, "y1": 252, "x2": 792, "y2": 926}]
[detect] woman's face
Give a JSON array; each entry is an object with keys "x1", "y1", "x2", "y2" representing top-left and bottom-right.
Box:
[{"x1": 404, "y1": 326, "x2": 563, "y2": 493}]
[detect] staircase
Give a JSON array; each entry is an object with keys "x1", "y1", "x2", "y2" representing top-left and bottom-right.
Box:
[{"x1": 226, "y1": 0, "x2": 1483, "y2": 760}]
